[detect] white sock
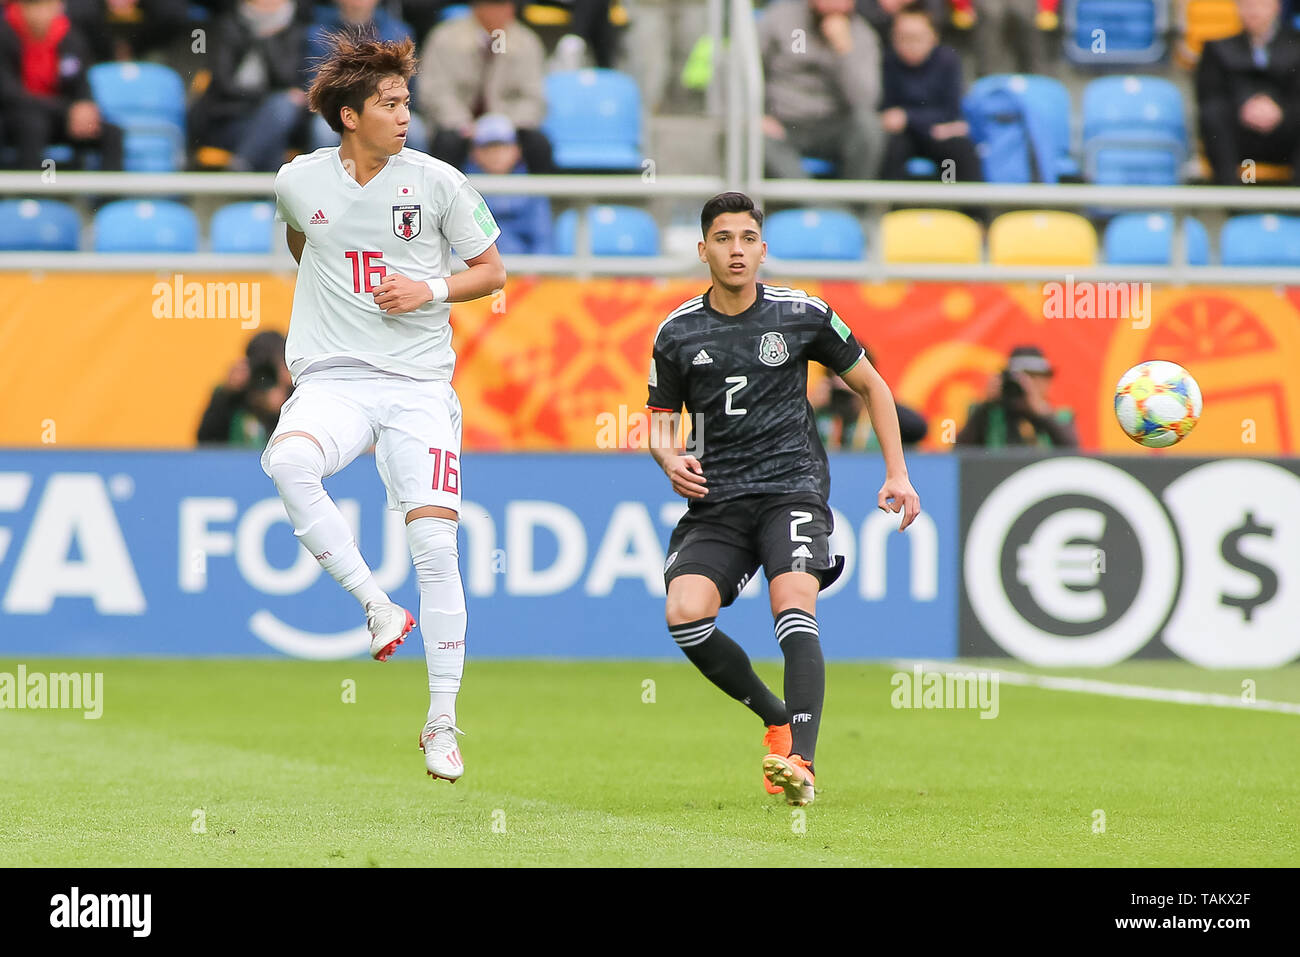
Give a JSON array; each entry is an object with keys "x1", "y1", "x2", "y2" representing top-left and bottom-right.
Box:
[
  {"x1": 266, "y1": 437, "x2": 388, "y2": 609},
  {"x1": 407, "y1": 517, "x2": 466, "y2": 726}
]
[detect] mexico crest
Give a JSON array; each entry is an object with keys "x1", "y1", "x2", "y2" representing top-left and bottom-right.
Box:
[
  {"x1": 758, "y1": 331, "x2": 789, "y2": 366},
  {"x1": 393, "y1": 204, "x2": 421, "y2": 241}
]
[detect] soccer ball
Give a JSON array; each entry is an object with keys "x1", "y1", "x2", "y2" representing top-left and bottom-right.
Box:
[{"x1": 1114, "y1": 360, "x2": 1202, "y2": 448}]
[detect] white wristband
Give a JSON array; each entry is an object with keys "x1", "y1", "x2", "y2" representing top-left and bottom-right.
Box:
[{"x1": 425, "y1": 277, "x2": 449, "y2": 303}]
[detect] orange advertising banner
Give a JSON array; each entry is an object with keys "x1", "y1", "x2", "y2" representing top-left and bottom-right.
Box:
[{"x1": 1, "y1": 273, "x2": 1297, "y2": 454}]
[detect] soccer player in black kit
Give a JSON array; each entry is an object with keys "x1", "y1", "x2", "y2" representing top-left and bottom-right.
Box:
[{"x1": 647, "y1": 192, "x2": 921, "y2": 806}]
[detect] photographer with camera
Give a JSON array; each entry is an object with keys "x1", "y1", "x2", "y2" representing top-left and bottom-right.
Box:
[
  {"x1": 956, "y1": 344, "x2": 1077, "y2": 449},
  {"x1": 197, "y1": 330, "x2": 293, "y2": 449}
]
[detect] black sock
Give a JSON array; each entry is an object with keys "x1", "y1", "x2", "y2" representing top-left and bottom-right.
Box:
[
  {"x1": 775, "y1": 608, "x2": 825, "y2": 768},
  {"x1": 669, "y1": 617, "x2": 788, "y2": 726}
]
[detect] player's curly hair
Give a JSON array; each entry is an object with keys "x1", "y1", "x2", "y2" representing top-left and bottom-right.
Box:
[{"x1": 308, "y1": 33, "x2": 418, "y2": 136}]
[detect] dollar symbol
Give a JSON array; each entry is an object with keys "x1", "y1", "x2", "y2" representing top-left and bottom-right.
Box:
[{"x1": 1219, "y1": 512, "x2": 1279, "y2": 623}]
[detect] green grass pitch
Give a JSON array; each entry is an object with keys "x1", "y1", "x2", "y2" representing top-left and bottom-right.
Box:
[{"x1": 1, "y1": 658, "x2": 1297, "y2": 867}]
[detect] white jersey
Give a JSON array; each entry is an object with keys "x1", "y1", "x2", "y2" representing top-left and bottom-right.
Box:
[{"x1": 274, "y1": 147, "x2": 501, "y2": 383}]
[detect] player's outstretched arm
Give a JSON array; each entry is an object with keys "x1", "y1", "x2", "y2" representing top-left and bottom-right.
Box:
[
  {"x1": 372, "y1": 244, "x2": 508, "y2": 315},
  {"x1": 840, "y1": 357, "x2": 921, "y2": 531},
  {"x1": 286, "y1": 226, "x2": 305, "y2": 265},
  {"x1": 648, "y1": 410, "x2": 708, "y2": 500}
]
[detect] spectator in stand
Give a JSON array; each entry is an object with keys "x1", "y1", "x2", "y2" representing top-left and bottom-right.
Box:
[
  {"x1": 956, "y1": 345, "x2": 1077, "y2": 448},
  {"x1": 197, "y1": 331, "x2": 293, "y2": 449},
  {"x1": 63, "y1": 0, "x2": 190, "y2": 63},
  {"x1": 552, "y1": 0, "x2": 621, "y2": 69},
  {"x1": 419, "y1": 0, "x2": 553, "y2": 172},
  {"x1": 305, "y1": 0, "x2": 431, "y2": 151},
  {"x1": 0, "y1": 0, "x2": 124, "y2": 170},
  {"x1": 188, "y1": 0, "x2": 310, "y2": 171},
  {"x1": 1198, "y1": 0, "x2": 1300, "y2": 185},
  {"x1": 881, "y1": 4, "x2": 982, "y2": 182},
  {"x1": 856, "y1": 0, "x2": 945, "y2": 42},
  {"x1": 463, "y1": 113, "x2": 553, "y2": 253},
  {"x1": 759, "y1": 0, "x2": 885, "y2": 179},
  {"x1": 951, "y1": 0, "x2": 1058, "y2": 76}
]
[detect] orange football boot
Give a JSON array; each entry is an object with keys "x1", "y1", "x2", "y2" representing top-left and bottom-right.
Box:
[
  {"x1": 762, "y1": 753, "x2": 815, "y2": 806},
  {"x1": 761, "y1": 724, "x2": 792, "y2": 795}
]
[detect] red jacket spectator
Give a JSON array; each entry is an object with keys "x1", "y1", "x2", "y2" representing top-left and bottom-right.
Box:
[{"x1": 0, "y1": 0, "x2": 124, "y2": 169}]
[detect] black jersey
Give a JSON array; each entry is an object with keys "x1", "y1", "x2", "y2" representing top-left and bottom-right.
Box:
[{"x1": 646, "y1": 282, "x2": 866, "y2": 505}]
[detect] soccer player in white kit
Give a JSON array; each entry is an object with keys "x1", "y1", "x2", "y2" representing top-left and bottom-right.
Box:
[{"x1": 261, "y1": 35, "x2": 505, "y2": 782}]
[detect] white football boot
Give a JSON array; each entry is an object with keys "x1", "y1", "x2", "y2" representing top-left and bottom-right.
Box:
[
  {"x1": 366, "y1": 601, "x2": 415, "y2": 661},
  {"x1": 419, "y1": 715, "x2": 465, "y2": 782}
]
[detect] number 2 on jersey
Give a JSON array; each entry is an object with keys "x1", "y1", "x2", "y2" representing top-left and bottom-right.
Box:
[
  {"x1": 345, "y1": 251, "x2": 386, "y2": 293},
  {"x1": 724, "y1": 375, "x2": 748, "y2": 415}
]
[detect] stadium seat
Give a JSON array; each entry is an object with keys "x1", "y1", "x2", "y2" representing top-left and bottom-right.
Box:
[
  {"x1": 211, "y1": 202, "x2": 277, "y2": 254},
  {"x1": 1103, "y1": 213, "x2": 1211, "y2": 265},
  {"x1": 1082, "y1": 76, "x2": 1186, "y2": 186},
  {"x1": 88, "y1": 62, "x2": 187, "y2": 172},
  {"x1": 1176, "y1": 0, "x2": 1241, "y2": 65},
  {"x1": 93, "y1": 200, "x2": 199, "y2": 253},
  {"x1": 0, "y1": 199, "x2": 81, "y2": 251},
  {"x1": 1064, "y1": 0, "x2": 1168, "y2": 64},
  {"x1": 1220, "y1": 214, "x2": 1300, "y2": 266},
  {"x1": 904, "y1": 157, "x2": 938, "y2": 178},
  {"x1": 764, "y1": 209, "x2": 864, "y2": 260},
  {"x1": 799, "y1": 156, "x2": 836, "y2": 177},
  {"x1": 542, "y1": 69, "x2": 642, "y2": 170},
  {"x1": 440, "y1": 3, "x2": 471, "y2": 18},
  {"x1": 988, "y1": 211, "x2": 1097, "y2": 265},
  {"x1": 964, "y1": 74, "x2": 1079, "y2": 181},
  {"x1": 881, "y1": 209, "x2": 982, "y2": 264},
  {"x1": 554, "y1": 205, "x2": 659, "y2": 255}
]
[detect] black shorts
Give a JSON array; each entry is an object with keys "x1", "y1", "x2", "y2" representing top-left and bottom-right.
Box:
[{"x1": 663, "y1": 492, "x2": 845, "y2": 607}]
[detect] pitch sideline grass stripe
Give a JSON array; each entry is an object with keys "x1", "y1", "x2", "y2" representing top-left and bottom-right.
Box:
[{"x1": 890, "y1": 659, "x2": 1300, "y2": 715}]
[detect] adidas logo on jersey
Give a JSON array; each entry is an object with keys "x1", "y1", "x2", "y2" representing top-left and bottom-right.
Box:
[
  {"x1": 692, "y1": 350, "x2": 713, "y2": 365},
  {"x1": 792, "y1": 544, "x2": 814, "y2": 559},
  {"x1": 309, "y1": 209, "x2": 328, "y2": 225}
]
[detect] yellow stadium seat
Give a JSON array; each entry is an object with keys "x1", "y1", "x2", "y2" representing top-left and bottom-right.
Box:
[
  {"x1": 523, "y1": 2, "x2": 627, "y2": 28},
  {"x1": 988, "y1": 211, "x2": 1097, "y2": 265},
  {"x1": 1177, "y1": 0, "x2": 1242, "y2": 66},
  {"x1": 881, "y1": 209, "x2": 983, "y2": 263}
]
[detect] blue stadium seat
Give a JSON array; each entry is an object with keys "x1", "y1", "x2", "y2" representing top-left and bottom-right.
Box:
[
  {"x1": 964, "y1": 74, "x2": 1079, "y2": 181},
  {"x1": 904, "y1": 157, "x2": 938, "y2": 177},
  {"x1": 1082, "y1": 76, "x2": 1186, "y2": 185},
  {"x1": 93, "y1": 200, "x2": 199, "y2": 253},
  {"x1": 542, "y1": 69, "x2": 642, "y2": 170},
  {"x1": 554, "y1": 205, "x2": 659, "y2": 255},
  {"x1": 0, "y1": 199, "x2": 81, "y2": 251},
  {"x1": 1103, "y1": 213, "x2": 1210, "y2": 265},
  {"x1": 1064, "y1": 0, "x2": 1168, "y2": 64},
  {"x1": 211, "y1": 202, "x2": 276, "y2": 254},
  {"x1": 763, "y1": 209, "x2": 864, "y2": 260},
  {"x1": 799, "y1": 156, "x2": 836, "y2": 177},
  {"x1": 1221, "y1": 214, "x2": 1300, "y2": 266},
  {"x1": 88, "y1": 62, "x2": 186, "y2": 172},
  {"x1": 440, "y1": 3, "x2": 471, "y2": 18}
]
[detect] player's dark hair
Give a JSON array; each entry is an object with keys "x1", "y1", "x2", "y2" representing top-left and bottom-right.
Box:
[
  {"x1": 308, "y1": 32, "x2": 418, "y2": 136},
  {"x1": 701, "y1": 192, "x2": 764, "y2": 237}
]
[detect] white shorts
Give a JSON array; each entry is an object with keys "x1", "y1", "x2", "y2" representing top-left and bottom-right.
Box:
[{"x1": 260, "y1": 375, "x2": 463, "y2": 514}]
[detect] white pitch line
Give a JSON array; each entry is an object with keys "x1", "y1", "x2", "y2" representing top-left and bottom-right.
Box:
[{"x1": 889, "y1": 659, "x2": 1300, "y2": 715}]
